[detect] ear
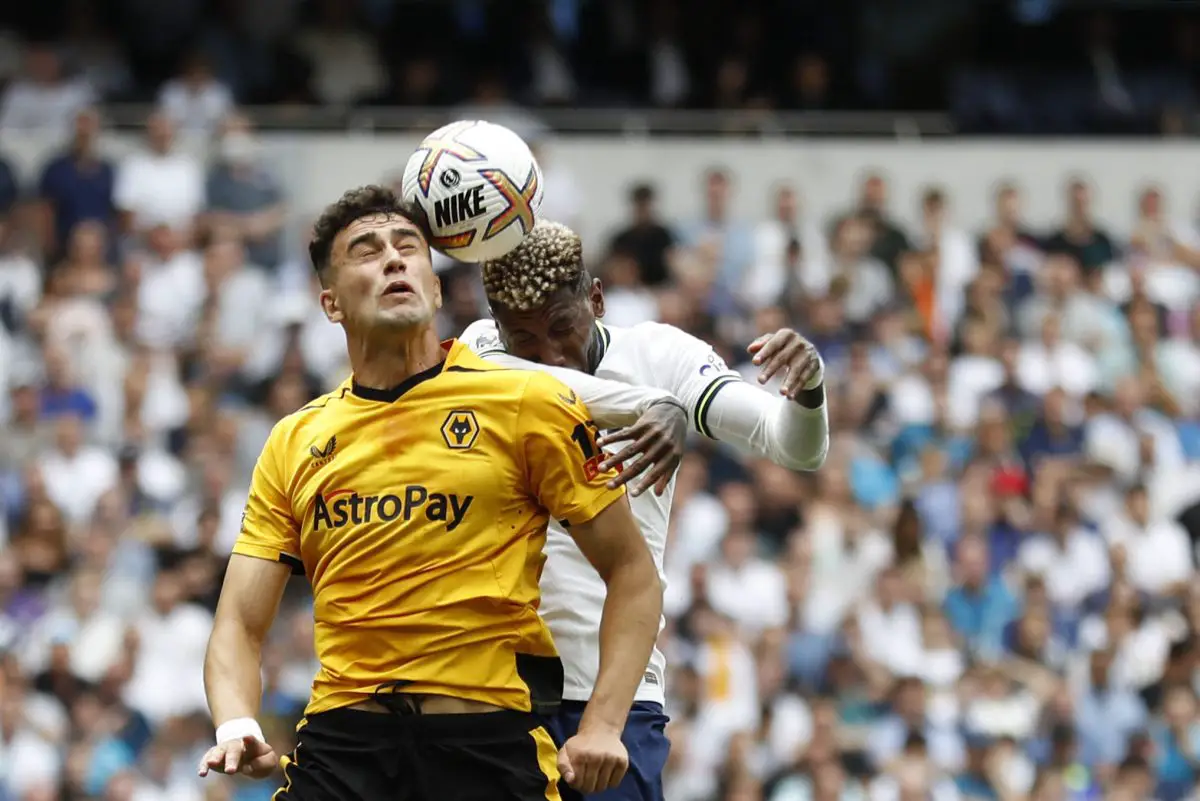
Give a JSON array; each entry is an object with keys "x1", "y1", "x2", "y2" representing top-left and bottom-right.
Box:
[
  {"x1": 433, "y1": 274, "x2": 443, "y2": 311},
  {"x1": 319, "y1": 288, "x2": 343, "y2": 324},
  {"x1": 589, "y1": 278, "x2": 605, "y2": 319}
]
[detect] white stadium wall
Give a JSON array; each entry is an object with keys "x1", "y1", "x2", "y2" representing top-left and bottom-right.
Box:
[{"x1": 2, "y1": 133, "x2": 1198, "y2": 252}]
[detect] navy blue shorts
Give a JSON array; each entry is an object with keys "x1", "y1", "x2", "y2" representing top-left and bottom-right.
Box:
[{"x1": 536, "y1": 700, "x2": 670, "y2": 801}]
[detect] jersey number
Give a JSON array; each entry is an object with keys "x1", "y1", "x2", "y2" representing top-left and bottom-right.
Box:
[{"x1": 570, "y1": 422, "x2": 623, "y2": 477}]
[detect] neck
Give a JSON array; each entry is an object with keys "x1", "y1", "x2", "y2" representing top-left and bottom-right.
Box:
[{"x1": 349, "y1": 326, "x2": 445, "y2": 390}]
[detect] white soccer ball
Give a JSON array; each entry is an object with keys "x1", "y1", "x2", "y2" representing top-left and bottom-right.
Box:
[{"x1": 401, "y1": 120, "x2": 544, "y2": 263}]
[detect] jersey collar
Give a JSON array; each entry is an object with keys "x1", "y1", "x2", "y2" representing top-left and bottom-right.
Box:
[
  {"x1": 586, "y1": 321, "x2": 611, "y2": 374},
  {"x1": 350, "y1": 340, "x2": 465, "y2": 403}
]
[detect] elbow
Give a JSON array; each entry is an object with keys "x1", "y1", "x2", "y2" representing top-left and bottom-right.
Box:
[{"x1": 779, "y1": 438, "x2": 829, "y2": 472}]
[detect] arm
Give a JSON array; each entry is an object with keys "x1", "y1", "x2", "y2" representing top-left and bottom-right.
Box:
[
  {"x1": 204, "y1": 554, "x2": 291, "y2": 726},
  {"x1": 703, "y1": 380, "x2": 828, "y2": 471},
  {"x1": 200, "y1": 421, "x2": 303, "y2": 779},
  {"x1": 568, "y1": 497, "x2": 663, "y2": 735},
  {"x1": 461, "y1": 319, "x2": 676, "y2": 428},
  {"x1": 647, "y1": 323, "x2": 829, "y2": 471}
]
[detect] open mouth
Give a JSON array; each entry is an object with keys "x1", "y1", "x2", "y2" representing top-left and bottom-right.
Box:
[{"x1": 382, "y1": 280, "x2": 413, "y2": 297}]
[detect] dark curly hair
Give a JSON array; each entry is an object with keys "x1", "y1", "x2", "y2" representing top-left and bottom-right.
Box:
[{"x1": 308, "y1": 185, "x2": 431, "y2": 283}]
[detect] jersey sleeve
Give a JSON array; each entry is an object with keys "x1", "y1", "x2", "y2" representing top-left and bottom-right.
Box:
[
  {"x1": 231, "y1": 421, "x2": 304, "y2": 574},
  {"x1": 633, "y1": 322, "x2": 743, "y2": 438},
  {"x1": 517, "y1": 372, "x2": 628, "y2": 528}
]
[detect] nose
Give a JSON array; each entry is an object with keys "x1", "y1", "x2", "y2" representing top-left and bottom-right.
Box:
[
  {"x1": 382, "y1": 243, "x2": 406, "y2": 274},
  {"x1": 536, "y1": 341, "x2": 568, "y2": 368}
]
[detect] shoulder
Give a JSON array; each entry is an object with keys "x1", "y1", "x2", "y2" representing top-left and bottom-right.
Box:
[
  {"x1": 267, "y1": 383, "x2": 355, "y2": 453},
  {"x1": 609, "y1": 321, "x2": 714, "y2": 361},
  {"x1": 459, "y1": 318, "x2": 504, "y2": 357}
]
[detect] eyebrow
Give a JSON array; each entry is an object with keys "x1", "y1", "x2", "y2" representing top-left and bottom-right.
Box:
[{"x1": 345, "y1": 226, "x2": 422, "y2": 253}]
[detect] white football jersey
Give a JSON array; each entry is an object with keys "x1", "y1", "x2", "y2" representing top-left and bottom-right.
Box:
[{"x1": 462, "y1": 318, "x2": 742, "y2": 705}]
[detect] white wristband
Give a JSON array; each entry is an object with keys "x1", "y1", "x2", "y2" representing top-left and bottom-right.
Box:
[{"x1": 216, "y1": 717, "x2": 265, "y2": 745}]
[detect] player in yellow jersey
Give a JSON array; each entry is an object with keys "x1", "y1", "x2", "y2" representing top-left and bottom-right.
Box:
[{"x1": 197, "y1": 186, "x2": 664, "y2": 800}]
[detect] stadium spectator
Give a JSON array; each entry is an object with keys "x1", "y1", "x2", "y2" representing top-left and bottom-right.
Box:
[
  {"x1": 0, "y1": 43, "x2": 94, "y2": 143},
  {"x1": 203, "y1": 115, "x2": 285, "y2": 270},
  {"x1": 36, "y1": 107, "x2": 116, "y2": 260},
  {"x1": 113, "y1": 112, "x2": 204, "y2": 236}
]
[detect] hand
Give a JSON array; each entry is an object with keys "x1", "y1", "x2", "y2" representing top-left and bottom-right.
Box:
[
  {"x1": 198, "y1": 735, "x2": 278, "y2": 780},
  {"x1": 557, "y1": 724, "x2": 629, "y2": 794},
  {"x1": 747, "y1": 329, "x2": 823, "y2": 401},
  {"x1": 596, "y1": 400, "x2": 687, "y2": 497}
]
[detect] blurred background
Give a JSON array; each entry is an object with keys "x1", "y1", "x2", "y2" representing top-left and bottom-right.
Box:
[{"x1": 1, "y1": 1, "x2": 1200, "y2": 800}]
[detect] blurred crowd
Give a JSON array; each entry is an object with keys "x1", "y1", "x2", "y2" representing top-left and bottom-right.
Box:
[
  {"x1": 2, "y1": 102, "x2": 1200, "y2": 801},
  {"x1": 1, "y1": 0, "x2": 1199, "y2": 133}
]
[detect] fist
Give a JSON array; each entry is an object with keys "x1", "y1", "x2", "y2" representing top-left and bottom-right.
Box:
[
  {"x1": 557, "y1": 725, "x2": 628, "y2": 794},
  {"x1": 748, "y1": 328, "x2": 824, "y2": 401},
  {"x1": 198, "y1": 735, "x2": 279, "y2": 780}
]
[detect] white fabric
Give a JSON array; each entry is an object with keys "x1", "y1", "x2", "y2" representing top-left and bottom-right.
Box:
[
  {"x1": 1103, "y1": 516, "x2": 1195, "y2": 595},
  {"x1": 1017, "y1": 528, "x2": 1111, "y2": 609},
  {"x1": 114, "y1": 150, "x2": 205, "y2": 229},
  {"x1": 215, "y1": 717, "x2": 265, "y2": 745},
  {"x1": 124, "y1": 603, "x2": 213, "y2": 725},
  {"x1": 37, "y1": 446, "x2": 118, "y2": 525},
  {"x1": 135, "y1": 250, "x2": 206, "y2": 349},
  {"x1": 463, "y1": 318, "x2": 829, "y2": 703}
]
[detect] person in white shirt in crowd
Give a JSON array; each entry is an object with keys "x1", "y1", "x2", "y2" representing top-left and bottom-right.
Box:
[
  {"x1": 194, "y1": 226, "x2": 271, "y2": 384},
  {"x1": 1102, "y1": 483, "x2": 1194, "y2": 597},
  {"x1": 156, "y1": 49, "x2": 233, "y2": 136},
  {"x1": 122, "y1": 567, "x2": 211, "y2": 726},
  {"x1": 947, "y1": 317, "x2": 1004, "y2": 430},
  {"x1": 36, "y1": 413, "x2": 117, "y2": 526},
  {"x1": 462, "y1": 218, "x2": 829, "y2": 801},
  {"x1": 855, "y1": 566, "x2": 924, "y2": 679},
  {"x1": 741, "y1": 184, "x2": 829, "y2": 311},
  {"x1": 0, "y1": 43, "x2": 94, "y2": 142},
  {"x1": 1017, "y1": 498, "x2": 1110, "y2": 610},
  {"x1": 113, "y1": 112, "x2": 205, "y2": 236},
  {"x1": 704, "y1": 492, "x2": 790, "y2": 638},
  {"x1": 1084, "y1": 375, "x2": 1185, "y2": 488},
  {"x1": 1016, "y1": 312, "x2": 1099, "y2": 398},
  {"x1": 0, "y1": 680, "x2": 63, "y2": 799},
  {"x1": 20, "y1": 567, "x2": 126, "y2": 685},
  {"x1": 1108, "y1": 185, "x2": 1200, "y2": 315},
  {"x1": 129, "y1": 222, "x2": 205, "y2": 351}
]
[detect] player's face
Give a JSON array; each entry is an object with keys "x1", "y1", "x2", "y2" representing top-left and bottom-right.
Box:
[
  {"x1": 321, "y1": 213, "x2": 441, "y2": 332},
  {"x1": 493, "y1": 280, "x2": 605, "y2": 371}
]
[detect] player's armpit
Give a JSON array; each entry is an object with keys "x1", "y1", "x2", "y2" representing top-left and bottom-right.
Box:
[
  {"x1": 566, "y1": 498, "x2": 663, "y2": 735},
  {"x1": 204, "y1": 554, "x2": 292, "y2": 728}
]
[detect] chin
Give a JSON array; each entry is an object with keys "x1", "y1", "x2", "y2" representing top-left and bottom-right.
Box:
[{"x1": 376, "y1": 308, "x2": 432, "y2": 329}]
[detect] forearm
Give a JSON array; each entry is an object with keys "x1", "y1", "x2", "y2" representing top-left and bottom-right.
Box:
[
  {"x1": 583, "y1": 559, "x2": 663, "y2": 733},
  {"x1": 480, "y1": 350, "x2": 674, "y2": 428},
  {"x1": 203, "y1": 619, "x2": 266, "y2": 726},
  {"x1": 703, "y1": 379, "x2": 828, "y2": 470}
]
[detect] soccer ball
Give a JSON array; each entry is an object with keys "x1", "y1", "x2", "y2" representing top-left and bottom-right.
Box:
[{"x1": 402, "y1": 120, "x2": 544, "y2": 263}]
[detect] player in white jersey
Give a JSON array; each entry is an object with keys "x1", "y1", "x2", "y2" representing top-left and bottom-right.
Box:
[{"x1": 462, "y1": 220, "x2": 829, "y2": 801}]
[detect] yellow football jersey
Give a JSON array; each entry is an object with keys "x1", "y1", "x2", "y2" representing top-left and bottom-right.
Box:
[{"x1": 233, "y1": 339, "x2": 626, "y2": 715}]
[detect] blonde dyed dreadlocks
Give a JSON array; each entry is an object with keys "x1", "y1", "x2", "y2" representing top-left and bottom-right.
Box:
[{"x1": 481, "y1": 219, "x2": 585, "y2": 311}]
